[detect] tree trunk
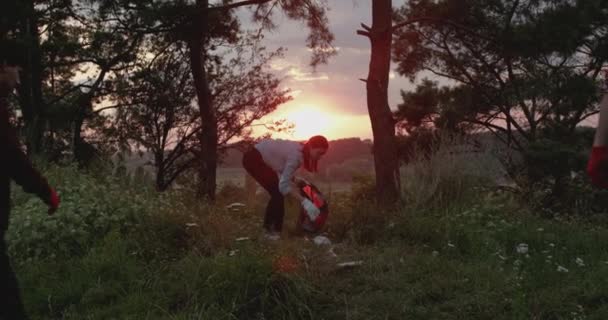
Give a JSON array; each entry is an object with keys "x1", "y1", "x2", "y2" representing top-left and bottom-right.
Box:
[
  {"x1": 188, "y1": 0, "x2": 218, "y2": 201},
  {"x1": 72, "y1": 110, "x2": 85, "y2": 162},
  {"x1": 155, "y1": 152, "x2": 167, "y2": 192},
  {"x1": 365, "y1": 0, "x2": 401, "y2": 207},
  {"x1": 72, "y1": 92, "x2": 90, "y2": 165},
  {"x1": 18, "y1": 2, "x2": 45, "y2": 155}
]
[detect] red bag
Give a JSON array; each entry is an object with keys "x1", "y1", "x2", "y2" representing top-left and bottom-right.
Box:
[
  {"x1": 588, "y1": 146, "x2": 608, "y2": 189},
  {"x1": 296, "y1": 179, "x2": 329, "y2": 232}
]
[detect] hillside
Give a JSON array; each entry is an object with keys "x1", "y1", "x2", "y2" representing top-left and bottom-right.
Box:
[{"x1": 219, "y1": 137, "x2": 374, "y2": 168}]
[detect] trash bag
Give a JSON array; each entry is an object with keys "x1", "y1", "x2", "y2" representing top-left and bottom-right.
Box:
[{"x1": 295, "y1": 177, "x2": 329, "y2": 233}]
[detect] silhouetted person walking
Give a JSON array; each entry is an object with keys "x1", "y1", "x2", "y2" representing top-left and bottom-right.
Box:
[{"x1": 0, "y1": 51, "x2": 60, "y2": 320}]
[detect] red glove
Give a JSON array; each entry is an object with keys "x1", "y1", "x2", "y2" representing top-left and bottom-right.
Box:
[
  {"x1": 47, "y1": 188, "x2": 60, "y2": 215},
  {"x1": 587, "y1": 146, "x2": 608, "y2": 189}
]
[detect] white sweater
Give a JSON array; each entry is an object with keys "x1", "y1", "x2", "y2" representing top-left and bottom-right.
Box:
[{"x1": 254, "y1": 139, "x2": 303, "y2": 195}]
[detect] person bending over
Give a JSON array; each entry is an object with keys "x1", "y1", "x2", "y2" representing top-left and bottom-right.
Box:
[{"x1": 242, "y1": 135, "x2": 328, "y2": 240}]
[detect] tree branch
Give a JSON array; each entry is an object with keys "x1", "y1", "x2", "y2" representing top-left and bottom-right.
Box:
[
  {"x1": 209, "y1": 0, "x2": 275, "y2": 12},
  {"x1": 356, "y1": 30, "x2": 371, "y2": 37},
  {"x1": 391, "y1": 17, "x2": 492, "y2": 42}
]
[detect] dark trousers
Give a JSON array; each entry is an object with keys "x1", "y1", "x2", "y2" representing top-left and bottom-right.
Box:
[
  {"x1": 0, "y1": 236, "x2": 28, "y2": 320},
  {"x1": 242, "y1": 148, "x2": 285, "y2": 232}
]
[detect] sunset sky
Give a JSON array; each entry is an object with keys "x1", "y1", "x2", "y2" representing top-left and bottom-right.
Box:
[{"x1": 238, "y1": 0, "x2": 414, "y2": 141}]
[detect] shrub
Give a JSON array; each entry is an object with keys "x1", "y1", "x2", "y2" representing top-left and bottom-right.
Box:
[{"x1": 7, "y1": 163, "x2": 160, "y2": 262}]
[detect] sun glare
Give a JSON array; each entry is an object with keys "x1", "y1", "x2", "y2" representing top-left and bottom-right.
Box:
[{"x1": 285, "y1": 106, "x2": 332, "y2": 140}]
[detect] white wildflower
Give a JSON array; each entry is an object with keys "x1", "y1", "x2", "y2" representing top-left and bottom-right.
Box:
[
  {"x1": 313, "y1": 235, "x2": 332, "y2": 246},
  {"x1": 226, "y1": 202, "x2": 246, "y2": 211},
  {"x1": 557, "y1": 265, "x2": 569, "y2": 273},
  {"x1": 516, "y1": 243, "x2": 529, "y2": 254}
]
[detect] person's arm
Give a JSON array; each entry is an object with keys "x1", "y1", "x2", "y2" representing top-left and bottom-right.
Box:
[
  {"x1": 588, "y1": 93, "x2": 608, "y2": 188},
  {"x1": 278, "y1": 153, "x2": 301, "y2": 197},
  {"x1": 593, "y1": 94, "x2": 608, "y2": 147},
  {"x1": 278, "y1": 154, "x2": 320, "y2": 215},
  {"x1": 0, "y1": 106, "x2": 59, "y2": 213}
]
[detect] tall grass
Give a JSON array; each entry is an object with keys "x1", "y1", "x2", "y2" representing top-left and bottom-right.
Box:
[
  {"x1": 9, "y1": 147, "x2": 608, "y2": 319},
  {"x1": 8, "y1": 163, "x2": 326, "y2": 319},
  {"x1": 399, "y1": 133, "x2": 504, "y2": 211}
]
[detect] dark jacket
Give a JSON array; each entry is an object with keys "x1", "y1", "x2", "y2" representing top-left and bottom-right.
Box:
[{"x1": 0, "y1": 96, "x2": 51, "y2": 234}]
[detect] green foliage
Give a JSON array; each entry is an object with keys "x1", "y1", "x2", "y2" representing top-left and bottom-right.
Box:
[
  {"x1": 355, "y1": 193, "x2": 608, "y2": 319},
  {"x1": 395, "y1": 128, "x2": 440, "y2": 163},
  {"x1": 9, "y1": 164, "x2": 324, "y2": 319},
  {"x1": 523, "y1": 138, "x2": 584, "y2": 182},
  {"x1": 7, "y1": 163, "x2": 158, "y2": 262},
  {"x1": 514, "y1": 128, "x2": 608, "y2": 216},
  {"x1": 18, "y1": 232, "x2": 323, "y2": 320},
  {"x1": 393, "y1": 0, "x2": 608, "y2": 172},
  {"x1": 340, "y1": 174, "x2": 393, "y2": 245},
  {"x1": 350, "y1": 174, "x2": 376, "y2": 204},
  {"x1": 157, "y1": 251, "x2": 320, "y2": 319},
  {"x1": 517, "y1": 168, "x2": 608, "y2": 217},
  {"x1": 9, "y1": 157, "x2": 608, "y2": 319},
  {"x1": 394, "y1": 79, "x2": 475, "y2": 136}
]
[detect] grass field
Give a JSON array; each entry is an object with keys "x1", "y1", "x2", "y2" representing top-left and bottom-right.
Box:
[{"x1": 6, "y1": 142, "x2": 608, "y2": 319}]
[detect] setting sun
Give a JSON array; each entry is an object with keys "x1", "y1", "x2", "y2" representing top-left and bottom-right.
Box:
[{"x1": 284, "y1": 106, "x2": 332, "y2": 140}]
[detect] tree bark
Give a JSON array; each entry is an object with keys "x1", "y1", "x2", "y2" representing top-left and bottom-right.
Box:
[
  {"x1": 364, "y1": 0, "x2": 401, "y2": 207},
  {"x1": 72, "y1": 106, "x2": 86, "y2": 162},
  {"x1": 155, "y1": 151, "x2": 166, "y2": 191},
  {"x1": 18, "y1": 3, "x2": 45, "y2": 155},
  {"x1": 188, "y1": 0, "x2": 218, "y2": 201}
]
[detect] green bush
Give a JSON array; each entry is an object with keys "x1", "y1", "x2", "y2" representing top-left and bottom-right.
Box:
[
  {"x1": 520, "y1": 169, "x2": 608, "y2": 217},
  {"x1": 7, "y1": 163, "x2": 160, "y2": 262},
  {"x1": 511, "y1": 136, "x2": 608, "y2": 216}
]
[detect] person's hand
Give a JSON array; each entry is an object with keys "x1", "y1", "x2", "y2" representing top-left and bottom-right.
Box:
[
  {"x1": 46, "y1": 188, "x2": 60, "y2": 215},
  {"x1": 588, "y1": 146, "x2": 608, "y2": 189},
  {"x1": 0, "y1": 64, "x2": 21, "y2": 94},
  {"x1": 301, "y1": 198, "x2": 320, "y2": 221}
]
